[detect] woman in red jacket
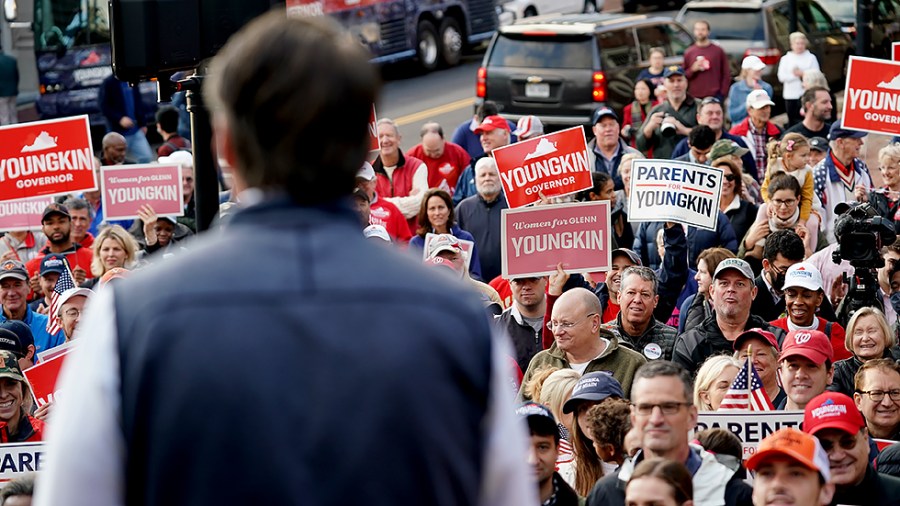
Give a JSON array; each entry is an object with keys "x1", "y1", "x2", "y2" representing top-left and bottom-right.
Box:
[
  {"x1": 0, "y1": 350, "x2": 44, "y2": 443},
  {"x1": 621, "y1": 79, "x2": 658, "y2": 157}
]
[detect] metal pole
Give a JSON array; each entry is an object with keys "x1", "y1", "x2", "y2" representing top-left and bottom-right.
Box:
[
  {"x1": 180, "y1": 71, "x2": 218, "y2": 232},
  {"x1": 857, "y1": 0, "x2": 872, "y2": 57},
  {"x1": 788, "y1": 0, "x2": 797, "y2": 33}
]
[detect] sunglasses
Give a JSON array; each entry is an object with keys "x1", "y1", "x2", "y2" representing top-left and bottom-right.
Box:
[
  {"x1": 724, "y1": 174, "x2": 738, "y2": 182},
  {"x1": 701, "y1": 97, "x2": 722, "y2": 105}
]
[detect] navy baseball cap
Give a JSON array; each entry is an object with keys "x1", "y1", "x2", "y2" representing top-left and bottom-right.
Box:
[
  {"x1": 828, "y1": 120, "x2": 867, "y2": 141},
  {"x1": 0, "y1": 321, "x2": 33, "y2": 356},
  {"x1": 562, "y1": 372, "x2": 624, "y2": 413},
  {"x1": 591, "y1": 106, "x2": 618, "y2": 125},
  {"x1": 40, "y1": 253, "x2": 67, "y2": 277},
  {"x1": 808, "y1": 137, "x2": 828, "y2": 152},
  {"x1": 663, "y1": 65, "x2": 685, "y2": 78},
  {"x1": 516, "y1": 402, "x2": 561, "y2": 439}
]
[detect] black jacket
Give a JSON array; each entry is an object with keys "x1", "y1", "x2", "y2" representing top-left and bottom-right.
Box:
[
  {"x1": 830, "y1": 465, "x2": 900, "y2": 506},
  {"x1": 673, "y1": 314, "x2": 786, "y2": 375},
  {"x1": 828, "y1": 347, "x2": 900, "y2": 397},
  {"x1": 725, "y1": 199, "x2": 758, "y2": 249},
  {"x1": 495, "y1": 307, "x2": 542, "y2": 375}
]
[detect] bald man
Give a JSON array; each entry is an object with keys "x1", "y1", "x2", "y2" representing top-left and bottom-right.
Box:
[
  {"x1": 519, "y1": 287, "x2": 647, "y2": 400},
  {"x1": 100, "y1": 132, "x2": 131, "y2": 166},
  {"x1": 407, "y1": 122, "x2": 471, "y2": 192}
]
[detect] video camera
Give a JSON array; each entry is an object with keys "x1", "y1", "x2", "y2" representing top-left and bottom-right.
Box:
[
  {"x1": 832, "y1": 202, "x2": 898, "y2": 326},
  {"x1": 832, "y1": 202, "x2": 897, "y2": 269}
]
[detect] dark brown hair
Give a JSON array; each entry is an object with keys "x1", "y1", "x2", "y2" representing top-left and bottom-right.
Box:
[
  {"x1": 628, "y1": 458, "x2": 693, "y2": 505},
  {"x1": 416, "y1": 189, "x2": 455, "y2": 238},
  {"x1": 587, "y1": 398, "x2": 631, "y2": 461}
]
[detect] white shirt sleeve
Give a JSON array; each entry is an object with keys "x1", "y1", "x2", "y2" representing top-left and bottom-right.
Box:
[
  {"x1": 386, "y1": 162, "x2": 428, "y2": 218},
  {"x1": 34, "y1": 288, "x2": 125, "y2": 506},
  {"x1": 477, "y1": 329, "x2": 539, "y2": 506}
]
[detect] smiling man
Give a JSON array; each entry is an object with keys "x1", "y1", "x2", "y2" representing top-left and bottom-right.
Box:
[
  {"x1": 804, "y1": 391, "x2": 900, "y2": 504},
  {"x1": 518, "y1": 288, "x2": 646, "y2": 400},
  {"x1": 0, "y1": 260, "x2": 64, "y2": 357},
  {"x1": 779, "y1": 330, "x2": 834, "y2": 410},
  {"x1": 746, "y1": 428, "x2": 834, "y2": 506},
  {"x1": 610, "y1": 266, "x2": 677, "y2": 361},
  {"x1": 24, "y1": 204, "x2": 93, "y2": 287},
  {"x1": 853, "y1": 359, "x2": 900, "y2": 440}
]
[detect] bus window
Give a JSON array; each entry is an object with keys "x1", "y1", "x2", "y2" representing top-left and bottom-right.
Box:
[{"x1": 35, "y1": 0, "x2": 109, "y2": 50}]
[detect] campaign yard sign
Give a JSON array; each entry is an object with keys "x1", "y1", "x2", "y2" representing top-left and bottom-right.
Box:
[
  {"x1": 628, "y1": 159, "x2": 723, "y2": 231},
  {"x1": 693, "y1": 411, "x2": 804, "y2": 460},
  {"x1": 0, "y1": 116, "x2": 96, "y2": 202},
  {"x1": 101, "y1": 164, "x2": 184, "y2": 221},
  {"x1": 0, "y1": 443, "x2": 44, "y2": 486},
  {"x1": 842, "y1": 56, "x2": 900, "y2": 136},
  {"x1": 0, "y1": 196, "x2": 55, "y2": 233},
  {"x1": 23, "y1": 350, "x2": 72, "y2": 408},
  {"x1": 491, "y1": 126, "x2": 593, "y2": 208},
  {"x1": 501, "y1": 201, "x2": 611, "y2": 279}
]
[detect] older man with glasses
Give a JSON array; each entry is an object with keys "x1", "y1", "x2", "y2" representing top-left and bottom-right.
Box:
[
  {"x1": 854, "y1": 359, "x2": 900, "y2": 441},
  {"x1": 586, "y1": 361, "x2": 753, "y2": 506},
  {"x1": 804, "y1": 391, "x2": 900, "y2": 504},
  {"x1": 518, "y1": 287, "x2": 646, "y2": 401}
]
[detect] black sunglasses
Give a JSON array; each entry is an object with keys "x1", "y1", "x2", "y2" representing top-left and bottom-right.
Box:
[{"x1": 724, "y1": 174, "x2": 738, "y2": 182}]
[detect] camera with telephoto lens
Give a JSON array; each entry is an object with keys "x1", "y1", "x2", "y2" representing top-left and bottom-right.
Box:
[
  {"x1": 660, "y1": 114, "x2": 676, "y2": 137},
  {"x1": 832, "y1": 202, "x2": 898, "y2": 326}
]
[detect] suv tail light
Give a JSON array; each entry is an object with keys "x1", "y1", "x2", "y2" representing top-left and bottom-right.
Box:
[
  {"x1": 592, "y1": 71, "x2": 607, "y2": 102},
  {"x1": 476, "y1": 66, "x2": 487, "y2": 98},
  {"x1": 743, "y1": 48, "x2": 781, "y2": 67}
]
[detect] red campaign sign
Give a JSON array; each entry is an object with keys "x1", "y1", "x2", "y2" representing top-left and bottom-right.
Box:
[
  {"x1": 0, "y1": 196, "x2": 55, "y2": 233},
  {"x1": 842, "y1": 56, "x2": 900, "y2": 136},
  {"x1": 369, "y1": 105, "x2": 379, "y2": 152},
  {"x1": 23, "y1": 350, "x2": 72, "y2": 407},
  {"x1": 0, "y1": 116, "x2": 96, "y2": 202},
  {"x1": 501, "y1": 200, "x2": 611, "y2": 279},
  {"x1": 101, "y1": 164, "x2": 184, "y2": 221},
  {"x1": 491, "y1": 126, "x2": 593, "y2": 209},
  {"x1": 894, "y1": 42, "x2": 900, "y2": 61}
]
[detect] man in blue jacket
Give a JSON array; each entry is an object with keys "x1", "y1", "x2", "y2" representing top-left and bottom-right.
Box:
[{"x1": 37, "y1": 12, "x2": 533, "y2": 506}]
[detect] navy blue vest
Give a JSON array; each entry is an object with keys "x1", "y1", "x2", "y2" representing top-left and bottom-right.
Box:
[{"x1": 114, "y1": 199, "x2": 493, "y2": 505}]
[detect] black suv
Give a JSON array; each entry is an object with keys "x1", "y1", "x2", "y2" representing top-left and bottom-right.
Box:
[{"x1": 476, "y1": 13, "x2": 694, "y2": 128}]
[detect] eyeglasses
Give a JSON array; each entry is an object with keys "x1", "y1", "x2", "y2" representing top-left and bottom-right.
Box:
[
  {"x1": 771, "y1": 198, "x2": 797, "y2": 208},
  {"x1": 857, "y1": 389, "x2": 900, "y2": 402},
  {"x1": 701, "y1": 97, "x2": 721, "y2": 105},
  {"x1": 817, "y1": 433, "x2": 860, "y2": 453},
  {"x1": 63, "y1": 308, "x2": 81, "y2": 318},
  {"x1": 546, "y1": 312, "x2": 598, "y2": 331},
  {"x1": 723, "y1": 174, "x2": 738, "y2": 182},
  {"x1": 632, "y1": 402, "x2": 692, "y2": 416}
]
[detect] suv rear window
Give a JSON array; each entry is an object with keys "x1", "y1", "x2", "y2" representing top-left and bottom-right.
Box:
[
  {"x1": 489, "y1": 33, "x2": 594, "y2": 69},
  {"x1": 679, "y1": 9, "x2": 764, "y2": 40}
]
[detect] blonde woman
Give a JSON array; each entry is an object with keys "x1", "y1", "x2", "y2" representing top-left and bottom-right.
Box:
[
  {"x1": 693, "y1": 355, "x2": 742, "y2": 411},
  {"x1": 85, "y1": 225, "x2": 138, "y2": 289},
  {"x1": 777, "y1": 32, "x2": 820, "y2": 126},
  {"x1": 830, "y1": 307, "x2": 900, "y2": 397},
  {"x1": 538, "y1": 368, "x2": 581, "y2": 489}
]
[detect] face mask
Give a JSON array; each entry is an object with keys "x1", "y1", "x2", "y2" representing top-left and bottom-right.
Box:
[
  {"x1": 770, "y1": 270, "x2": 786, "y2": 292},
  {"x1": 891, "y1": 292, "x2": 900, "y2": 315}
]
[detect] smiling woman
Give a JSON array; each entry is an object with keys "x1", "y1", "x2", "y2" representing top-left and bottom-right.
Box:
[{"x1": 829, "y1": 307, "x2": 900, "y2": 397}]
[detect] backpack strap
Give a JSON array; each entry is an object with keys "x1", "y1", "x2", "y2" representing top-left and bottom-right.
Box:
[{"x1": 824, "y1": 321, "x2": 832, "y2": 337}]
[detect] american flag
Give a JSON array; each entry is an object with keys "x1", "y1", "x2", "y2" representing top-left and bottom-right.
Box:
[
  {"x1": 718, "y1": 358, "x2": 774, "y2": 411},
  {"x1": 45, "y1": 261, "x2": 75, "y2": 335}
]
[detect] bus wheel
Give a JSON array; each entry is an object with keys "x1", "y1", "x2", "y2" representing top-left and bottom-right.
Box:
[
  {"x1": 416, "y1": 20, "x2": 440, "y2": 72},
  {"x1": 439, "y1": 17, "x2": 463, "y2": 67}
]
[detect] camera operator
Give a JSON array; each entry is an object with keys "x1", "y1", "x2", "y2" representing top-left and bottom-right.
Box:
[
  {"x1": 637, "y1": 66, "x2": 698, "y2": 160},
  {"x1": 813, "y1": 121, "x2": 873, "y2": 247},
  {"x1": 832, "y1": 202, "x2": 898, "y2": 328}
]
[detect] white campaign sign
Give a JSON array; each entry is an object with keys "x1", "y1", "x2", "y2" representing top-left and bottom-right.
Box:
[
  {"x1": 693, "y1": 411, "x2": 804, "y2": 460},
  {"x1": 628, "y1": 159, "x2": 723, "y2": 231}
]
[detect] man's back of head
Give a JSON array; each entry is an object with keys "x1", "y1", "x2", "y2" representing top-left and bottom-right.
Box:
[{"x1": 205, "y1": 11, "x2": 379, "y2": 206}]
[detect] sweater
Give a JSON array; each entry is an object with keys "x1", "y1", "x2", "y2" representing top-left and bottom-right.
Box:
[{"x1": 776, "y1": 50, "x2": 820, "y2": 100}]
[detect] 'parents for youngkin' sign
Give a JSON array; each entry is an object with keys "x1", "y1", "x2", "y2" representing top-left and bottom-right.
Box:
[{"x1": 628, "y1": 159, "x2": 723, "y2": 231}]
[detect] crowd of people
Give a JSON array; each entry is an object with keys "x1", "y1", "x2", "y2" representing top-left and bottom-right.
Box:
[{"x1": 0, "y1": 10, "x2": 892, "y2": 506}]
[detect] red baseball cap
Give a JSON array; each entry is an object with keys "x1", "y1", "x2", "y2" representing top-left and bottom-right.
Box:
[
  {"x1": 803, "y1": 391, "x2": 865, "y2": 436},
  {"x1": 474, "y1": 115, "x2": 511, "y2": 135},
  {"x1": 779, "y1": 330, "x2": 833, "y2": 365},
  {"x1": 733, "y1": 328, "x2": 779, "y2": 352}
]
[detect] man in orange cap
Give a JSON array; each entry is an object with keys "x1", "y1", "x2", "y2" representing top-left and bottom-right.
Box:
[{"x1": 746, "y1": 427, "x2": 834, "y2": 506}]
